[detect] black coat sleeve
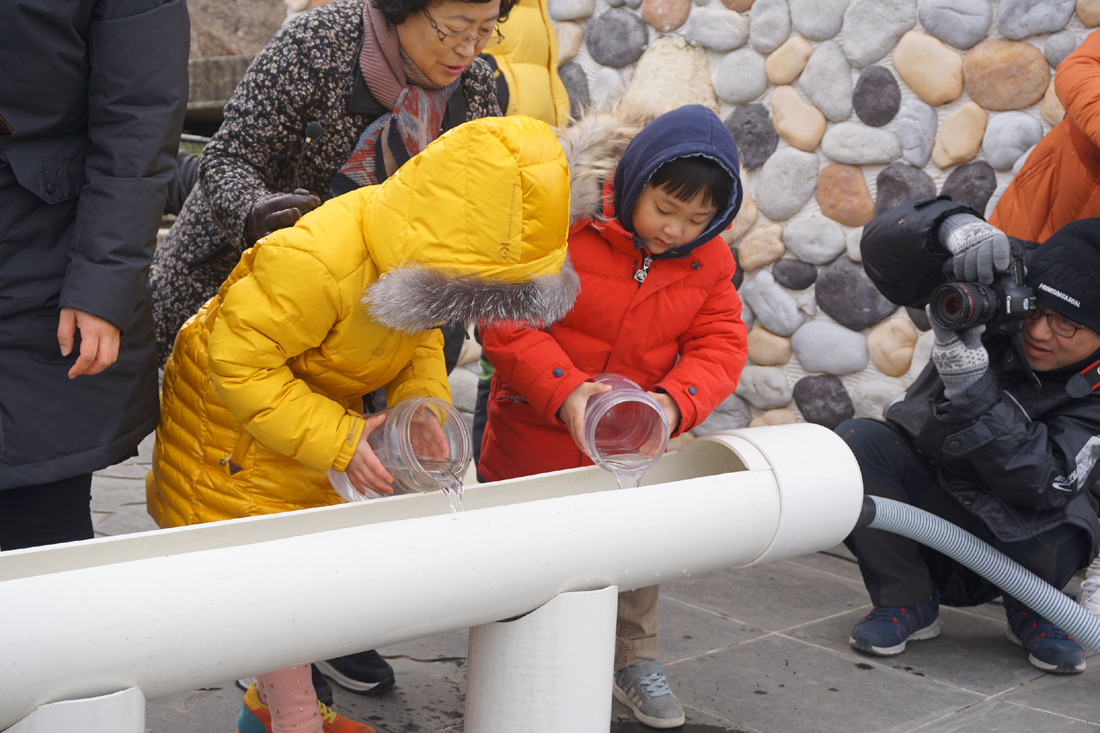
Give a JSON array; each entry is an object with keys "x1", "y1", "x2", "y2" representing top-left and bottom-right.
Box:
[
  {"x1": 164, "y1": 150, "x2": 201, "y2": 216},
  {"x1": 927, "y1": 369, "x2": 1100, "y2": 512},
  {"x1": 61, "y1": 0, "x2": 190, "y2": 330}
]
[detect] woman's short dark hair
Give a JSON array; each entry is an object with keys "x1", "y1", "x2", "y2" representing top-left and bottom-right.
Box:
[
  {"x1": 648, "y1": 155, "x2": 734, "y2": 211},
  {"x1": 374, "y1": 0, "x2": 518, "y2": 27}
]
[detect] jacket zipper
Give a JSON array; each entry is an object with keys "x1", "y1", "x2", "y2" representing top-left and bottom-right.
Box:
[{"x1": 633, "y1": 253, "x2": 653, "y2": 284}]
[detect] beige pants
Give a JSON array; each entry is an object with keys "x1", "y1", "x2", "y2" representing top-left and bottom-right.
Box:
[{"x1": 615, "y1": 584, "x2": 660, "y2": 670}]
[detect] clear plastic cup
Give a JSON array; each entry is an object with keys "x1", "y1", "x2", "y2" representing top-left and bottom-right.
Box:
[
  {"x1": 328, "y1": 397, "x2": 471, "y2": 503},
  {"x1": 582, "y1": 373, "x2": 670, "y2": 485}
]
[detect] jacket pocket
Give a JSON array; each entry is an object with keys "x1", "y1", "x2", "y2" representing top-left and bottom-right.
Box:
[
  {"x1": 224, "y1": 431, "x2": 255, "y2": 476},
  {"x1": 4, "y1": 135, "x2": 87, "y2": 205}
]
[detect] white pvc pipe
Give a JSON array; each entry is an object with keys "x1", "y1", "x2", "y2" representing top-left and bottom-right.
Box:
[
  {"x1": 0, "y1": 424, "x2": 862, "y2": 729},
  {"x1": 6, "y1": 688, "x2": 144, "y2": 733},
  {"x1": 465, "y1": 587, "x2": 618, "y2": 731}
]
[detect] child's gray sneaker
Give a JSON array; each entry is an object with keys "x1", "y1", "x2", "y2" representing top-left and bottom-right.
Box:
[{"x1": 612, "y1": 660, "x2": 685, "y2": 729}]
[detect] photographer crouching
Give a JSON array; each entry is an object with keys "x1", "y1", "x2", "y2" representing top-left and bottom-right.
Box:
[{"x1": 840, "y1": 196, "x2": 1100, "y2": 674}]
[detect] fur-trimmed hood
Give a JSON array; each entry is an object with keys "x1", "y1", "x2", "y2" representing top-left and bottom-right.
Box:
[
  {"x1": 359, "y1": 115, "x2": 579, "y2": 333},
  {"x1": 364, "y1": 260, "x2": 578, "y2": 332},
  {"x1": 556, "y1": 100, "x2": 661, "y2": 227}
]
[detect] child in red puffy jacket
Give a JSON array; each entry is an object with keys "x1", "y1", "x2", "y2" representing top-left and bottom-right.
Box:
[{"x1": 478, "y1": 104, "x2": 748, "y2": 729}]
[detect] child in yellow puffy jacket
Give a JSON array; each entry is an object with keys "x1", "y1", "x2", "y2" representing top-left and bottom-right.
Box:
[{"x1": 145, "y1": 116, "x2": 578, "y2": 733}]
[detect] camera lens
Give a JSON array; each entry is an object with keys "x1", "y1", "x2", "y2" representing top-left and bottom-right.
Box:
[{"x1": 929, "y1": 282, "x2": 996, "y2": 330}]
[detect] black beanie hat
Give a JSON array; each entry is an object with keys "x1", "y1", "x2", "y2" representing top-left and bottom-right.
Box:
[{"x1": 1025, "y1": 218, "x2": 1100, "y2": 335}]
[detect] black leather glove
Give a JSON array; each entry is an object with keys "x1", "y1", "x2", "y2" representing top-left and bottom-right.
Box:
[{"x1": 244, "y1": 188, "x2": 321, "y2": 244}]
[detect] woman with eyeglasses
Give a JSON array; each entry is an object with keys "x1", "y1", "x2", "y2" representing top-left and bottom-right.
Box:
[{"x1": 149, "y1": 0, "x2": 567, "y2": 372}]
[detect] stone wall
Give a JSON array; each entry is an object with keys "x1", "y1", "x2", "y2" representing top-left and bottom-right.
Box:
[{"x1": 549, "y1": 0, "x2": 1098, "y2": 432}]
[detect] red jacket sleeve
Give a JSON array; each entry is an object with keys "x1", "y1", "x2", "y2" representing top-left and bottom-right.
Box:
[
  {"x1": 481, "y1": 323, "x2": 592, "y2": 423},
  {"x1": 655, "y1": 256, "x2": 748, "y2": 434}
]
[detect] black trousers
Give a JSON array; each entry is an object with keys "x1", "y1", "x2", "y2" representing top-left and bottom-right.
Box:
[
  {"x1": 0, "y1": 473, "x2": 94, "y2": 551},
  {"x1": 837, "y1": 418, "x2": 1087, "y2": 608}
]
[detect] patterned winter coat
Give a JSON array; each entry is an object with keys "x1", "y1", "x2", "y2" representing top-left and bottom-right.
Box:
[
  {"x1": 149, "y1": 0, "x2": 500, "y2": 365},
  {"x1": 146, "y1": 116, "x2": 575, "y2": 527},
  {"x1": 989, "y1": 29, "x2": 1100, "y2": 242},
  {"x1": 478, "y1": 105, "x2": 749, "y2": 482}
]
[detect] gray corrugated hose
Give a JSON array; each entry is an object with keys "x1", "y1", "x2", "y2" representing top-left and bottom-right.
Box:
[{"x1": 859, "y1": 495, "x2": 1100, "y2": 653}]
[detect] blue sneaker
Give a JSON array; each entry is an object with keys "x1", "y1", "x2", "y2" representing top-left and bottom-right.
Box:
[
  {"x1": 1004, "y1": 602, "x2": 1086, "y2": 674},
  {"x1": 850, "y1": 592, "x2": 941, "y2": 656}
]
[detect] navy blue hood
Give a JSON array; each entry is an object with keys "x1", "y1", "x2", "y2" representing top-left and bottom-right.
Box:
[{"x1": 612, "y1": 105, "x2": 743, "y2": 258}]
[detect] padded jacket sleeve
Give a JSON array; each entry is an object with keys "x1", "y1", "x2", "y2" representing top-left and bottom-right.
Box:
[
  {"x1": 481, "y1": 323, "x2": 592, "y2": 423},
  {"x1": 1055, "y1": 29, "x2": 1100, "y2": 149},
  {"x1": 208, "y1": 243, "x2": 365, "y2": 474},
  {"x1": 62, "y1": 0, "x2": 189, "y2": 329},
  {"x1": 656, "y1": 257, "x2": 748, "y2": 434},
  {"x1": 923, "y1": 367, "x2": 1100, "y2": 512}
]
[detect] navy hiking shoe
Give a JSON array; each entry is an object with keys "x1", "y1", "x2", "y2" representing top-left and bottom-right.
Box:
[
  {"x1": 1004, "y1": 602, "x2": 1086, "y2": 674},
  {"x1": 850, "y1": 591, "x2": 941, "y2": 656},
  {"x1": 316, "y1": 650, "x2": 396, "y2": 695}
]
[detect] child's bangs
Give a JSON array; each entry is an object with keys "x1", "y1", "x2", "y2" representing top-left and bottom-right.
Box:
[{"x1": 649, "y1": 155, "x2": 734, "y2": 210}]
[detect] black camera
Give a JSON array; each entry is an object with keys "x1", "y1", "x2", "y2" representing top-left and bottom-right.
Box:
[{"x1": 928, "y1": 256, "x2": 1037, "y2": 334}]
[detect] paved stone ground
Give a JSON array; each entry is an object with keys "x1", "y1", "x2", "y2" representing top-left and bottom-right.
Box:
[{"x1": 84, "y1": 365, "x2": 1099, "y2": 732}]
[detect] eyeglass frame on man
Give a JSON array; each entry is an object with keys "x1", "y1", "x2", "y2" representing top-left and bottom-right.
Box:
[
  {"x1": 1025, "y1": 303, "x2": 1087, "y2": 339},
  {"x1": 423, "y1": 9, "x2": 504, "y2": 49}
]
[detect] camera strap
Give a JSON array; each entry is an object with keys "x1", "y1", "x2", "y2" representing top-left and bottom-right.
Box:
[{"x1": 1066, "y1": 357, "x2": 1100, "y2": 399}]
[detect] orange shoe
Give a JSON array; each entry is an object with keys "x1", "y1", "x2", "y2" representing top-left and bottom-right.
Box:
[
  {"x1": 235, "y1": 683, "x2": 273, "y2": 733},
  {"x1": 236, "y1": 683, "x2": 374, "y2": 733},
  {"x1": 318, "y1": 699, "x2": 375, "y2": 733}
]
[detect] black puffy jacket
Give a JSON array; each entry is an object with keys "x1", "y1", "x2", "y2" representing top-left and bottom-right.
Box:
[{"x1": 863, "y1": 198, "x2": 1100, "y2": 559}]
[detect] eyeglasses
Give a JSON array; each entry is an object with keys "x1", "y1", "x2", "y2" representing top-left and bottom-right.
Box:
[
  {"x1": 423, "y1": 9, "x2": 504, "y2": 49},
  {"x1": 1025, "y1": 305, "x2": 1086, "y2": 339}
]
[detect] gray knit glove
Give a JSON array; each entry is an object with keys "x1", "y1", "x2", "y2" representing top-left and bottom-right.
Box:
[
  {"x1": 929, "y1": 306, "x2": 989, "y2": 400},
  {"x1": 939, "y1": 213, "x2": 1011, "y2": 284}
]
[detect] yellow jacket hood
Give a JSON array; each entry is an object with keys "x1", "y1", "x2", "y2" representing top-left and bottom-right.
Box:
[{"x1": 359, "y1": 115, "x2": 578, "y2": 333}]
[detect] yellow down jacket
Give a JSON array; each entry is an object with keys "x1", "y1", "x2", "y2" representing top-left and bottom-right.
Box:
[
  {"x1": 488, "y1": 0, "x2": 571, "y2": 126},
  {"x1": 147, "y1": 116, "x2": 571, "y2": 527}
]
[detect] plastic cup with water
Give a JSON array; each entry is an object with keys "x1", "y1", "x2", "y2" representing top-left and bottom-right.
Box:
[
  {"x1": 582, "y1": 373, "x2": 670, "y2": 488},
  {"x1": 328, "y1": 397, "x2": 471, "y2": 511}
]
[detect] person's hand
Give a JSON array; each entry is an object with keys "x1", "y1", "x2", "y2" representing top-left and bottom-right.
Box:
[
  {"x1": 648, "y1": 391, "x2": 681, "y2": 435},
  {"x1": 344, "y1": 414, "x2": 395, "y2": 496},
  {"x1": 939, "y1": 213, "x2": 1011, "y2": 285},
  {"x1": 929, "y1": 306, "x2": 989, "y2": 400},
  {"x1": 408, "y1": 404, "x2": 451, "y2": 466},
  {"x1": 244, "y1": 188, "x2": 321, "y2": 243},
  {"x1": 558, "y1": 381, "x2": 612, "y2": 453},
  {"x1": 58, "y1": 307, "x2": 120, "y2": 379}
]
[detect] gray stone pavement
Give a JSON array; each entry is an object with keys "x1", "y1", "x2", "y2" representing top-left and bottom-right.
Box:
[{"x1": 85, "y1": 364, "x2": 1098, "y2": 732}]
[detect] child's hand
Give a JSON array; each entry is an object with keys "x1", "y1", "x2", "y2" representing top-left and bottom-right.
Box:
[
  {"x1": 344, "y1": 414, "x2": 395, "y2": 496},
  {"x1": 648, "y1": 391, "x2": 681, "y2": 436},
  {"x1": 409, "y1": 404, "x2": 451, "y2": 465},
  {"x1": 559, "y1": 381, "x2": 613, "y2": 453}
]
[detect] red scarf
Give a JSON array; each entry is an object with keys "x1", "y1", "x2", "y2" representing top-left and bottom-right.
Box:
[{"x1": 332, "y1": 1, "x2": 453, "y2": 196}]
